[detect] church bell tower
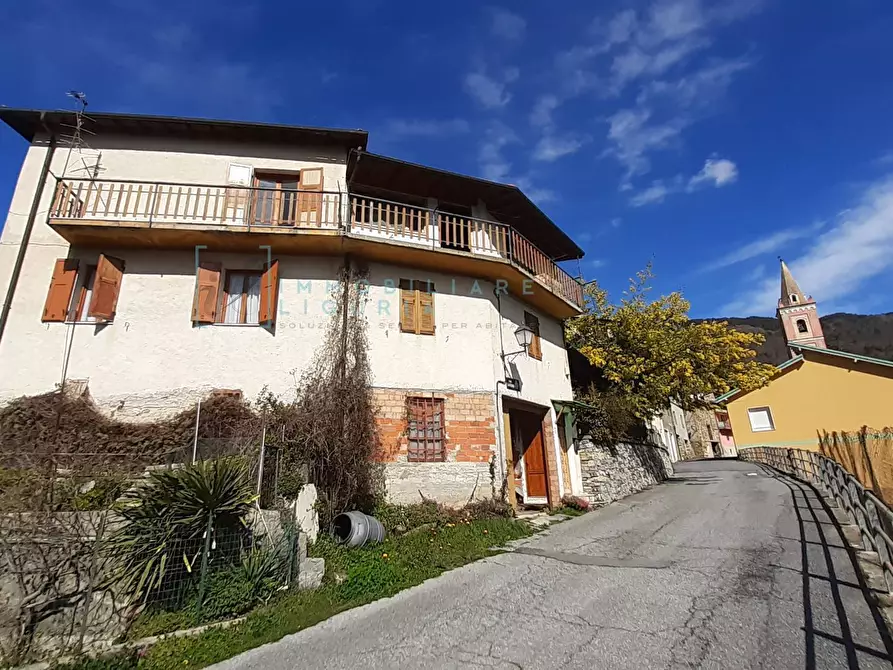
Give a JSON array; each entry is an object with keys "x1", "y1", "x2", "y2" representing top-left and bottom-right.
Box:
[{"x1": 777, "y1": 259, "x2": 826, "y2": 356}]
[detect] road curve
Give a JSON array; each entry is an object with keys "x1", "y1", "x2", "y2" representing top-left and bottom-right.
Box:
[{"x1": 215, "y1": 459, "x2": 893, "y2": 669}]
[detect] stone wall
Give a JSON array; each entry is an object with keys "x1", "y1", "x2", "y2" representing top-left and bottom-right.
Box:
[
  {"x1": 577, "y1": 438, "x2": 673, "y2": 506},
  {"x1": 374, "y1": 388, "x2": 497, "y2": 505}
]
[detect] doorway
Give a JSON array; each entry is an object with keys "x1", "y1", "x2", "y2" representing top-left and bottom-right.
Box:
[{"x1": 507, "y1": 407, "x2": 549, "y2": 506}]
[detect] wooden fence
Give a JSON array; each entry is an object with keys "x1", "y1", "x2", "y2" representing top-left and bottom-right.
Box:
[{"x1": 818, "y1": 427, "x2": 893, "y2": 506}]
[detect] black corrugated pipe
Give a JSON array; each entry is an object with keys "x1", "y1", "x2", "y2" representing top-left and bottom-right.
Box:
[{"x1": 0, "y1": 116, "x2": 56, "y2": 348}]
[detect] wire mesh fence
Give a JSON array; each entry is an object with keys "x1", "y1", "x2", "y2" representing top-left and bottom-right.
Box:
[
  {"x1": 818, "y1": 427, "x2": 893, "y2": 505},
  {"x1": 0, "y1": 393, "x2": 293, "y2": 664}
]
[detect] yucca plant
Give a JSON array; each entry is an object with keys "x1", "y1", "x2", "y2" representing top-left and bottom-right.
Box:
[{"x1": 104, "y1": 458, "x2": 257, "y2": 606}]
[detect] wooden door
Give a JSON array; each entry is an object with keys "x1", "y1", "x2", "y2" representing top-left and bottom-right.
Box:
[{"x1": 521, "y1": 414, "x2": 548, "y2": 499}]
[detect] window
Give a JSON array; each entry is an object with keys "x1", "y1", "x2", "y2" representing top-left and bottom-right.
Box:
[
  {"x1": 67, "y1": 264, "x2": 97, "y2": 322},
  {"x1": 42, "y1": 255, "x2": 124, "y2": 323},
  {"x1": 252, "y1": 168, "x2": 324, "y2": 227},
  {"x1": 222, "y1": 271, "x2": 262, "y2": 324},
  {"x1": 790, "y1": 294, "x2": 799, "y2": 303},
  {"x1": 192, "y1": 260, "x2": 279, "y2": 327},
  {"x1": 796, "y1": 318, "x2": 808, "y2": 334},
  {"x1": 747, "y1": 407, "x2": 775, "y2": 432},
  {"x1": 524, "y1": 311, "x2": 542, "y2": 360},
  {"x1": 407, "y1": 397, "x2": 445, "y2": 462},
  {"x1": 399, "y1": 279, "x2": 435, "y2": 335}
]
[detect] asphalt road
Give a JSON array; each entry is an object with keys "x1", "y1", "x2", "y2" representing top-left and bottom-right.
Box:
[{"x1": 216, "y1": 460, "x2": 893, "y2": 669}]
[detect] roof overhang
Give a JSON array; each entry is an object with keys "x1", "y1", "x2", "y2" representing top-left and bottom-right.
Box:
[
  {"x1": 347, "y1": 150, "x2": 584, "y2": 262},
  {"x1": 0, "y1": 108, "x2": 368, "y2": 152}
]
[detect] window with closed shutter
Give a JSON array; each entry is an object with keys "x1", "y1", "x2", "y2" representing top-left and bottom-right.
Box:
[
  {"x1": 524, "y1": 311, "x2": 542, "y2": 360},
  {"x1": 407, "y1": 397, "x2": 445, "y2": 462},
  {"x1": 399, "y1": 279, "x2": 435, "y2": 335}
]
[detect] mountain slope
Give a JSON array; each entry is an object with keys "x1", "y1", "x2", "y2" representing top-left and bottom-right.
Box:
[{"x1": 716, "y1": 313, "x2": 893, "y2": 365}]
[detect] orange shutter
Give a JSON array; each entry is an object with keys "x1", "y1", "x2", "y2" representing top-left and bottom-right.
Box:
[
  {"x1": 524, "y1": 312, "x2": 542, "y2": 360},
  {"x1": 418, "y1": 283, "x2": 435, "y2": 335},
  {"x1": 87, "y1": 255, "x2": 125, "y2": 321},
  {"x1": 399, "y1": 279, "x2": 417, "y2": 334},
  {"x1": 192, "y1": 262, "x2": 222, "y2": 323},
  {"x1": 298, "y1": 168, "x2": 324, "y2": 226},
  {"x1": 42, "y1": 258, "x2": 79, "y2": 322},
  {"x1": 259, "y1": 260, "x2": 279, "y2": 325}
]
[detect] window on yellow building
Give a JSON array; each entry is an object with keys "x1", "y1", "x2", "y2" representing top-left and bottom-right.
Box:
[{"x1": 747, "y1": 407, "x2": 775, "y2": 432}]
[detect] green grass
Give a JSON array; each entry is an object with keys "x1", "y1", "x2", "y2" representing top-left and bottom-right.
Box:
[
  {"x1": 551, "y1": 506, "x2": 586, "y2": 517},
  {"x1": 55, "y1": 517, "x2": 533, "y2": 670}
]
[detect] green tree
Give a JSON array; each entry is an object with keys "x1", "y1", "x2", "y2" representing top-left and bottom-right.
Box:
[{"x1": 566, "y1": 265, "x2": 776, "y2": 421}]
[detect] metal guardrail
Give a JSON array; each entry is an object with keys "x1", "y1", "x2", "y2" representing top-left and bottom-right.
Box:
[{"x1": 740, "y1": 446, "x2": 893, "y2": 597}]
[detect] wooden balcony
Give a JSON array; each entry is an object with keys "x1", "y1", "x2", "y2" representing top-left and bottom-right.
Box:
[{"x1": 48, "y1": 179, "x2": 584, "y2": 316}]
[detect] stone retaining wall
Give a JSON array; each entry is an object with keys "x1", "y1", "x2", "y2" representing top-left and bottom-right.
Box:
[{"x1": 577, "y1": 438, "x2": 673, "y2": 506}]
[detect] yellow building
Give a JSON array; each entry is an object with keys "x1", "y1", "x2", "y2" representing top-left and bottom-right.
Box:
[{"x1": 718, "y1": 344, "x2": 893, "y2": 449}]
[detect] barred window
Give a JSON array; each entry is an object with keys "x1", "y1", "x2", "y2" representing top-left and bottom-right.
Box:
[{"x1": 407, "y1": 397, "x2": 445, "y2": 462}]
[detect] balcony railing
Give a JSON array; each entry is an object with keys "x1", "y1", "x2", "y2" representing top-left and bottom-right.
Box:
[
  {"x1": 51, "y1": 178, "x2": 344, "y2": 229},
  {"x1": 348, "y1": 195, "x2": 583, "y2": 307},
  {"x1": 49, "y1": 179, "x2": 584, "y2": 309}
]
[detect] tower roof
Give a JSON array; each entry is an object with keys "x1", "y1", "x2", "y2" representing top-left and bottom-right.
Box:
[{"x1": 779, "y1": 260, "x2": 808, "y2": 308}]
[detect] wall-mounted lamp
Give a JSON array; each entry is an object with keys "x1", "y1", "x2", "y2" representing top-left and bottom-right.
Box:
[{"x1": 501, "y1": 325, "x2": 534, "y2": 363}]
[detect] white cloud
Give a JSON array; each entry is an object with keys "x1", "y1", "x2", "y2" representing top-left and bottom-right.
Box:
[
  {"x1": 385, "y1": 118, "x2": 470, "y2": 138},
  {"x1": 478, "y1": 121, "x2": 519, "y2": 181},
  {"x1": 688, "y1": 157, "x2": 739, "y2": 189},
  {"x1": 699, "y1": 226, "x2": 813, "y2": 273},
  {"x1": 629, "y1": 155, "x2": 738, "y2": 206},
  {"x1": 875, "y1": 151, "x2": 893, "y2": 166},
  {"x1": 606, "y1": 108, "x2": 684, "y2": 185},
  {"x1": 547, "y1": 1, "x2": 761, "y2": 188},
  {"x1": 530, "y1": 95, "x2": 560, "y2": 128},
  {"x1": 464, "y1": 68, "x2": 519, "y2": 109},
  {"x1": 630, "y1": 180, "x2": 674, "y2": 206},
  {"x1": 589, "y1": 258, "x2": 607, "y2": 269},
  {"x1": 721, "y1": 175, "x2": 893, "y2": 315},
  {"x1": 533, "y1": 134, "x2": 590, "y2": 162},
  {"x1": 490, "y1": 7, "x2": 526, "y2": 41},
  {"x1": 639, "y1": 57, "x2": 752, "y2": 107}
]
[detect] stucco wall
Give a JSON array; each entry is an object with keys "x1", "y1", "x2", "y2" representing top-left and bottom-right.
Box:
[
  {"x1": 0, "y1": 134, "x2": 578, "y2": 501},
  {"x1": 0, "y1": 251, "x2": 572, "y2": 414},
  {"x1": 726, "y1": 354, "x2": 893, "y2": 449}
]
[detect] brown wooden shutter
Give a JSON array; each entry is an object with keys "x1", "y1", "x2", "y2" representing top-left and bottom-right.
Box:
[
  {"x1": 399, "y1": 279, "x2": 418, "y2": 334},
  {"x1": 259, "y1": 260, "x2": 279, "y2": 326},
  {"x1": 298, "y1": 168, "x2": 324, "y2": 226},
  {"x1": 418, "y1": 282, "x2": 435, "y2": 335},
  {"x1": 192, "y1": 262, "x2": 222, "y2": 323},
  {"x1": 524, "y1": 311, "x2": 542, "y2": 360},
  {"x1": 87, "y1": 255, "x2": 125, "y2": 321},
  {"x1": 42, "y1": 258, "x2": 79, "y2": 322}
]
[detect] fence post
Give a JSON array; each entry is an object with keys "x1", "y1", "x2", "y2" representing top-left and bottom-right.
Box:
[
  {"x1": 195, "y1": 510, "x2": 214, "y2": 623},
  {"x1": 76, "y1": 510, "x2": 108, "y2": 654}
]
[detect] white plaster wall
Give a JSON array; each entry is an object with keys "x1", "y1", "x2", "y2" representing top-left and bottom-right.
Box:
[
  {"x1": 0, "y1": 248, "x2": 573, "y2": 417},
  {"x1": 0, "y1": 136, "x2": 573, "y2": 432}
]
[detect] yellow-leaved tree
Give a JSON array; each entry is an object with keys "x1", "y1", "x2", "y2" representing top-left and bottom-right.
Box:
[{"x1": 565, "y1": 265, "x2": 776, "y2": 435}]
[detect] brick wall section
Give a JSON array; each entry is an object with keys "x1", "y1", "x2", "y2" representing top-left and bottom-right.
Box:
[
  {"x1": 373, "y1": 388, "x2": 498, "y2": 505},
  {"x1": 542, "y1": 412, "x2": 561, "y2": 506},
  {"x1": 373, "y1": 388, "x2": 496, "y2": 463}
]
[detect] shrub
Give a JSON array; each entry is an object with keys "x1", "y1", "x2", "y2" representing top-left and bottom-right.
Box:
[
  {"x1": 559, "y1": 495, "x2": 590, "y2": 511},
  {"x1": 104, "y1": 458, "x2": 257, "y2": 606},
  {"x1": 462, "y1": 499, "x2": 514, "y2": 520}
]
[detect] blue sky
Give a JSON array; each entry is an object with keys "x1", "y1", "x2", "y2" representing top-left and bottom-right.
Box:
[{"x1": 2, "y1": 0, "x2": 893, "y2": 317}]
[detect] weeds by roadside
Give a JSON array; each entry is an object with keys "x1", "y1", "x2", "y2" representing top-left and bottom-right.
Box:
[{"x1": 54, "y1": 511, "x2": 532, "y2": 670}]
